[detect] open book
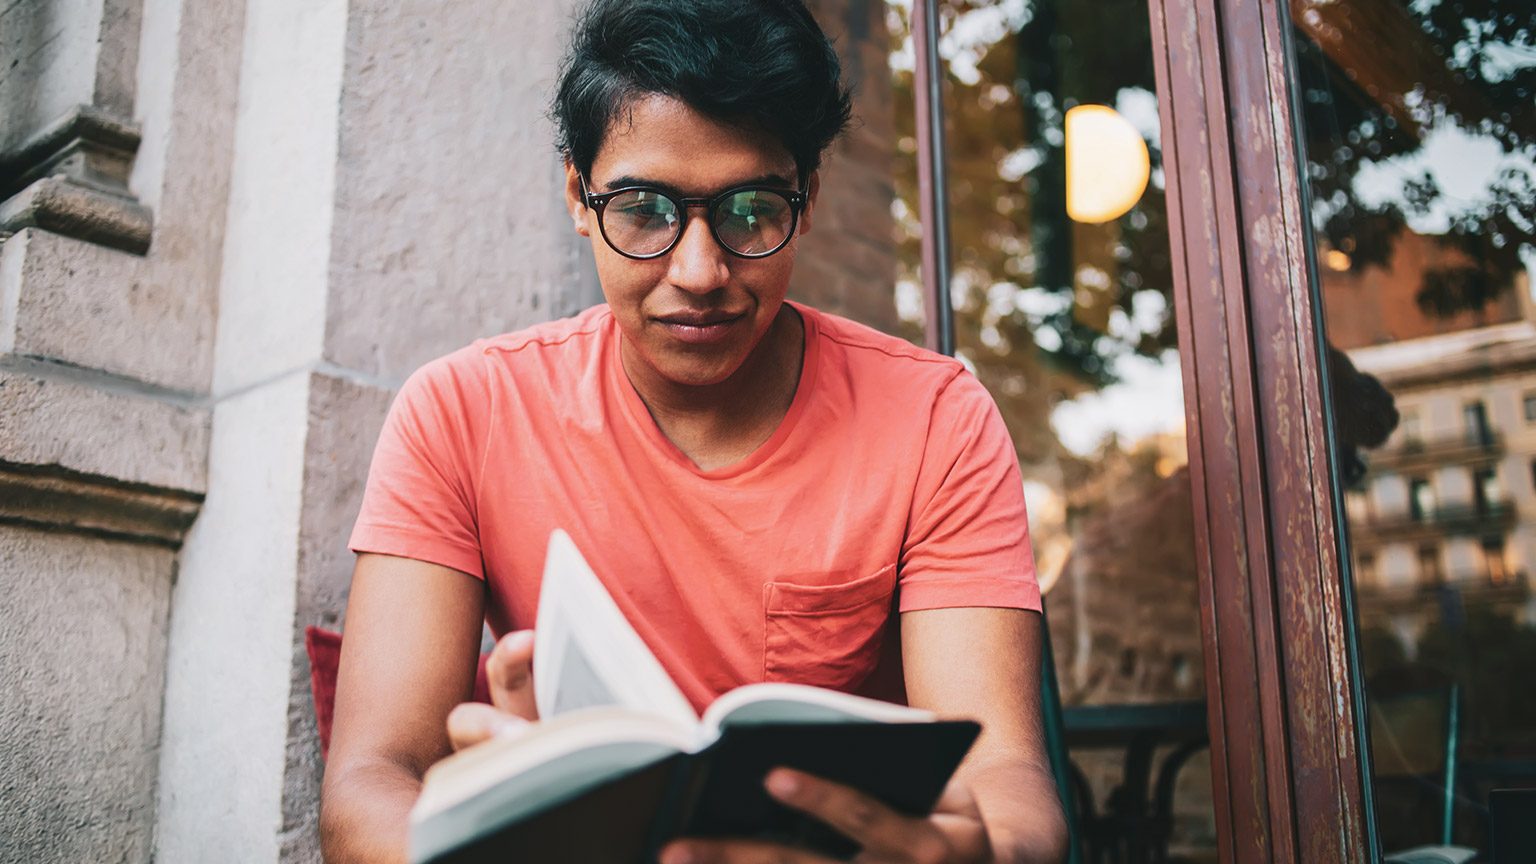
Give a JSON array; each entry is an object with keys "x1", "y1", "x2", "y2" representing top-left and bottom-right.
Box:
[{"x1": 408, "y1": 530, "x2": 980, "y2": 864}]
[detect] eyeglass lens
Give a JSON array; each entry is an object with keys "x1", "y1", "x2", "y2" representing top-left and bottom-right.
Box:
[{"x1": 600, "y1": 189, "x2": 795, "y2": 257}]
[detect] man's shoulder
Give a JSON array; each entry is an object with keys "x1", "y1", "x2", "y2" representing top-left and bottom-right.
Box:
[
  {"x1": 413, "y1": 305, "x2": 612, "y2": 378},
  {"x1": 475, "y1": 304, "x2": 613, "y2": 360},
  {"x1": 804, "y1": 304, "x2": 966, "y2": 388},
  {"x1": 397, "y1": 306, "x2": 612, "y2": 414}
]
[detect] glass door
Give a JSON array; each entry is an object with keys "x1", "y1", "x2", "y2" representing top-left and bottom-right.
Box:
[
  {"x1": 1288, "y1": 0, "x2": 1536, "y2": 857},
  {"x1": 889, "y1": 2, "x2": 1216, "y2": 860}
]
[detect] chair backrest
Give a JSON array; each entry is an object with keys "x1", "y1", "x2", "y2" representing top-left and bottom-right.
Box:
[{"x1": 1038, "y1": 606, "x2": 1085, "y2": 864}]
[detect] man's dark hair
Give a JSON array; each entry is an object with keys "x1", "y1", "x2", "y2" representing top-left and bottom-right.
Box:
[{"x1": 553, "y1": 0, "x2": 853, "y2": 185}]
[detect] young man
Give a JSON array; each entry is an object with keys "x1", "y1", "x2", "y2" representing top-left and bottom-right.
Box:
[{"x1": 320, "y1": 1, "x2": 1068, "y2": 862}]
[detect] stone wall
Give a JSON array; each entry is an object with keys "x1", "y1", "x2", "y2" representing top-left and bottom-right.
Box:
[{"x1": 0, "y1": 0, "x2": 240, "y2": 856}]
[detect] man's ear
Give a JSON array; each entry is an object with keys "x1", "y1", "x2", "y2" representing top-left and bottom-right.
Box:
[
  {"x1": 564, "y1": 159, "x2": 592, "y2": 237},
  {"x1": 798, "y1": 170, "x2": 821, "y2": 236}
]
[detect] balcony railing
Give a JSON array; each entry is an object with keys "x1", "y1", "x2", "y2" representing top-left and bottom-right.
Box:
[
  {"x1": 1352, "y1": 501, "x2": 1518, "y2": 542},
  {"x1": 1357, "y1": 575, "x2": 1531, "y2": 617},
  {"x1": 1368, "y1": 430, "x2": 1503, "y2": 474}
]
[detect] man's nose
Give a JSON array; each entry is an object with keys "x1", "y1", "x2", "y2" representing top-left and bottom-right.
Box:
[{"x1": 666, "y1": 210, "x2": 730, "y2": 295}]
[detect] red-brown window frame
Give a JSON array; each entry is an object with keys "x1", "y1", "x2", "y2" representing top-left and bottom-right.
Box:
[{"x1": 1147, "y1": 0, "x2": 1374, "y2": 861}]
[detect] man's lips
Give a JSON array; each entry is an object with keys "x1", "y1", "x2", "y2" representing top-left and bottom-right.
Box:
[{"x1": 652, "y1": 310, "x2": 746, "y2": 344}]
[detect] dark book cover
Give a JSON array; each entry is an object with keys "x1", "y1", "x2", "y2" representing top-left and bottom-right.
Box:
[{"x1": 421, "y1": 720, "x2": 980, "y2": 863}]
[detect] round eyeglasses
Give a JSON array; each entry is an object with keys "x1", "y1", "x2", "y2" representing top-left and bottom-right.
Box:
[{"x1": 580, "y1": 178, "x2": 808, "y2": 260}]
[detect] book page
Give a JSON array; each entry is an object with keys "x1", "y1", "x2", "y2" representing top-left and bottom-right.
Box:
[
  {"x1": 702, "y1": 682, "x2": 934, "y2": 734},
  {"x1": 532, "y1": 530, "x2": 696, "y2": 726}
]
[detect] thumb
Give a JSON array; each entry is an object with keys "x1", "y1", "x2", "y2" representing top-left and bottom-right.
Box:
[
  {"x1": 487, "y1": 630, "x2": 540, "y2": 721},
  {"x1": 447, "y1": 702, "x2": 529, "y2": 751}
]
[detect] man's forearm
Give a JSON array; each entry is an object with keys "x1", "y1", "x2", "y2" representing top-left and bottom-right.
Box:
[
  {"x1": 964, "y1": 756, "x2": 1070, "y2": 864},
  {"x1": 320, "y1": 761, "x2": 423, "y2": 864}
]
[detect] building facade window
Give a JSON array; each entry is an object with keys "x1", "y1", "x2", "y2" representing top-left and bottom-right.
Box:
[
  {"x1": 1408, "y1": 477, "x2": 1434, "y2": 521},
  {"x1": 1481, "y1": 538, "x2": 1509, "y2": 585},
  {"x1": 1416, "y1": 544, "x2": 1443, "y2": 585},
  {"x1": 1400, "y1": 409, "x2": 1421, "y2": 446},
  {"x1": 1464, "y1": 401, "x2": 1491, "y2": 446},
  {"x1": 1473, "y1": 468, "x2": 1500, "y2": 513},
  {"x1": 1524, "y1": 393, "x2": 1536, "y2": 423},
  {"x1": 1356, "y1": 551, "x2": 1378, "y2": 587}
]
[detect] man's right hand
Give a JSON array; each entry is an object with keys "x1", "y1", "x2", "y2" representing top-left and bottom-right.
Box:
[{"x1": 445, "y1": 629, "x2": 540, "y2": 750}]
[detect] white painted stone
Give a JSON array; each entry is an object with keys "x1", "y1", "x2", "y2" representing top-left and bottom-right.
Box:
[
  {"x1": 0, "y1": 0, "x2": 107, "y2": 151},
  {"x1": 0, "y1": 228, "x2": 24, "y2": 354},
  {"x1": 129, "y1": 0, "x2": 184, "y2": 213},
  {"x1": 211, "y1": 0, "x2": 348, "y2": 395},
  {"x1": 156, "y1": 370, "x2": 312, "y2": 863}
]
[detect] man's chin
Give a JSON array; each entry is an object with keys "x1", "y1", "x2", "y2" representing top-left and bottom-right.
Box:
[{"x1": 655, "y1": 360, "x2": 744, "y2": 389}]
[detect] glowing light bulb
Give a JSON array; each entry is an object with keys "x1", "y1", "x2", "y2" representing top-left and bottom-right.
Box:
[{"x1": 1065, "y1": 105, "x2": 1151, "y2": 224}]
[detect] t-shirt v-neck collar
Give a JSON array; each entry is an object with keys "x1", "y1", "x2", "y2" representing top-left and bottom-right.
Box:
[{"x1": 608, "y1": 302, "x2": 822, "y2": 480}]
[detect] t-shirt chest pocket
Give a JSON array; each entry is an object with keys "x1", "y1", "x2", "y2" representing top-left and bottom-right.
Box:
[{"x1": 761, "y1": 564, "x2": 898, "y2": 691}]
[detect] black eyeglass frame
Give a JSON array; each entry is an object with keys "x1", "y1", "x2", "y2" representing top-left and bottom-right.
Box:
[{"x1": 579, "y1": 177, "x2": 809, "y2": 261}]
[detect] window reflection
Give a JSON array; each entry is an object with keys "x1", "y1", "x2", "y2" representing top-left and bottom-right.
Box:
[
  {"x1": 1291, "y1": 0, "x2": 1536, "y2": 854},
  {"x1": 890, "y1": 0, "x2": 1212, "y2": 858}
]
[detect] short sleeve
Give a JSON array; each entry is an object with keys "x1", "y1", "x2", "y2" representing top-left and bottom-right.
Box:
[
  {"x1": 897, "y1": 370, "x2": 1041, "y2": 612},
  {"x1": 348, "y1": 347, "x2": 490, "y2": 578}
]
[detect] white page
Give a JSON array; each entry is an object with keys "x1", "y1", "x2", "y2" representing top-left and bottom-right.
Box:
[{"x1": 532, "y1": 530, "x2": 697, "y2": 726}]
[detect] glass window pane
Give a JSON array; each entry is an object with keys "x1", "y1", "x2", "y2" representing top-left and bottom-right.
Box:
[
  {"x1": 1289, "y1": 0, "x2": 1536, "y2": 855},
  {"x1": 891, "y1": 2, "x2": 1215, "y2": 859}
]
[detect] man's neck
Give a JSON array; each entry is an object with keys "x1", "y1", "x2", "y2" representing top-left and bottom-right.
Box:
[{"x1": 620, "y1": 305, "x2": 806, "y2": 470}]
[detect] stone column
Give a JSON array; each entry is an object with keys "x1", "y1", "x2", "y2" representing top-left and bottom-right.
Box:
[{"x1": 0, "y1": 0, "x2": 244, "y2": 859}]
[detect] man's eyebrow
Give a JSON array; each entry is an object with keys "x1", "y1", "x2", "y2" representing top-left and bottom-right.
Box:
[{"x1": 599, "y1": 173, "x2": 799, "y2": 194}]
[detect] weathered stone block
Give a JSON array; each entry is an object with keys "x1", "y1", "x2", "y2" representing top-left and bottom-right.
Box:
[
  {"x1": 0, "y1": 524, "x2": 173, "y2": 864},
  {"x1": 0, "y1": 367, "x2": 209, "y2": 493},
  {"x1": 0, "y1": 229, "x2": 218, "y2": 391}
]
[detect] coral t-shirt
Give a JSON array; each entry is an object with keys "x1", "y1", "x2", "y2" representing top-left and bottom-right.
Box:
[{"x1": 349, "y1": 302, "x2": 1039, "y2": 712}]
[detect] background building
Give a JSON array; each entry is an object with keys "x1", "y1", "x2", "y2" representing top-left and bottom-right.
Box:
[{"x1": 1332, "y1": 236, "x2": 1536, "y2": 642}]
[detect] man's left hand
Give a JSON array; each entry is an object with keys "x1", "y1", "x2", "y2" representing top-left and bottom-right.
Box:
[{"x1": 659, "y1": 767, "x2": 993, "y2": 864}]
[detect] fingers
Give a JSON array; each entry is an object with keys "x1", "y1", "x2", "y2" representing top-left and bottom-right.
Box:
[
  {"x1": 445, "y1": 702, "x2": 528, "y2": 751},
  {"x1": 445, "y1": 631, "x2": 537, "y2": 751},
  {"x1": 486, "y1": 630, "x2": 539, "y2": 721},
  {"x1": 764, "y1": 769, "x2": 946, "y2": 863},
  {"x1": 659, "y1": 770, "x2": 990, "y2": 864}
]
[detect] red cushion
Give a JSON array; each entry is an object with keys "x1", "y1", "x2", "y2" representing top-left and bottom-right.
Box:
[{"x1": 304, "y1": 626, "x2": 493, "y2": 760}]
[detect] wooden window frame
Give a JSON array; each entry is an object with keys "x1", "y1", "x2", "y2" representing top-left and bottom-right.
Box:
[{"x1": 1145, "y1": 0, "x2": 1376, "y2": 861}]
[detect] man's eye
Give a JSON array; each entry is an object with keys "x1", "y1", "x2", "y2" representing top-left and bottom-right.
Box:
[{"x1": 618, "y1": 201, "x2": 670, "y2": 218}]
